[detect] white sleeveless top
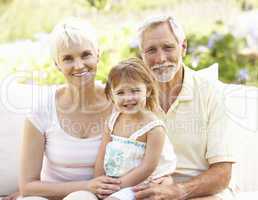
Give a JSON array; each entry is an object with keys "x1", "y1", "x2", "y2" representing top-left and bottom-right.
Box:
[
  {"x1": 27, "y1": 86, "x2": 102, "y2": 182},
  {"x1": 104, "y1": 111, "x2": 177, "y2": 181}
]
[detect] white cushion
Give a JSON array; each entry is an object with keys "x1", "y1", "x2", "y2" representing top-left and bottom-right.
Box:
[
  {"x1": 196, "y1": 64, "x2": 258, "y2": 192},
  {"x1": 1, "y1": 66, "x2": 258, "y2": 195},
  {"x1": 236, "y1": 191, "x2": 258, "y2": 199},
  {"x1": 222, "y1": 84, "x2": 258, "y2": 192},
  {"x1": 0, "y1": 81, "x2": 54, "y2": 196},
  {"x1": 0, "y1": 83, "x2": 28, "y2": 195},
  {"x1": 196, "y1": 63, "x2": 219, "y2": 81}
]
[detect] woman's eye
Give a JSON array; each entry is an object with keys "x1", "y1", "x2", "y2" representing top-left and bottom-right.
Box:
[
  {"x1": 81, "y1": 51, "x2": 92, "y2": 59},
  {"x1": 63, "y1": 56, "x2": 73, "y2": 62}
]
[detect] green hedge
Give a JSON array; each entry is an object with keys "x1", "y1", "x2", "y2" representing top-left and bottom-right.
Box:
[{"x1": 12, "y1": 29, "x2": 257, "y2": 85}]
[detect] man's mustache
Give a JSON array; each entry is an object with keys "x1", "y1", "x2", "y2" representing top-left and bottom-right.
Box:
[{"x1": 151, "y1": 64, "x2": 177, "y2": 70}]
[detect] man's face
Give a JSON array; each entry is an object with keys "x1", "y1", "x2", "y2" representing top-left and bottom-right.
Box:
[{"x1": 141, "y1": 22, "x2": 185, "y2": 83}]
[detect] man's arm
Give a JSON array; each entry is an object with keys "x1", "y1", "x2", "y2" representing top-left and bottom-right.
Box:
[
  {"x1": 178, "y1": 162, "x2": 232, "y2": 199},
  {"x1": 134, "y1": 162, "x2": 233, "y2": 200}
]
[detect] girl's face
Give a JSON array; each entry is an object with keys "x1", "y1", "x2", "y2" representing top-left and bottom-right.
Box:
[
  {"x1": 56, "y1": 38, "x2": 99, "y2": 86},
  {"x1": 111, "y1": 80, "x2": 149, "y2": 114}
]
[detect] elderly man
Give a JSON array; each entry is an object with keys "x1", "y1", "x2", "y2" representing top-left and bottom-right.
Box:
[{"x1": 133, "y1": 16, "x2": 236, "y2": 200}]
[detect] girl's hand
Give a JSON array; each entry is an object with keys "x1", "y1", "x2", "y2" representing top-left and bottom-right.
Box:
[
  {"x1": 2, "y1": 191, "x2": 20, "y2": 200},
  {"x1": 88, "y1": 176, "x2": 121, "y2": 199}
]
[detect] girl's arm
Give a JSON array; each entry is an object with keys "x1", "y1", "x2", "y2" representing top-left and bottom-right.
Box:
[
  {"x1": 19, "y1": 119, "x2": 119, "y2": 198},
  {"x1": 119, "y1": 126, "x2": 165, "y2": 188},
  {"x1": 94, "y1": 123, "x2": 111, "y2": 177}
]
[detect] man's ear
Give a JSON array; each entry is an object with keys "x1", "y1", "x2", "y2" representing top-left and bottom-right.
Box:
[
  {"x1": 140, "y1": 52, "x2": 146, "y2": 64},
  {"x1": 181, "y1": 39, "x2": 187, "y2": 56}
]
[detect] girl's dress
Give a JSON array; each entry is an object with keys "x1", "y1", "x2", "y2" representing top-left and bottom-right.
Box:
[{"x1": 104, "y1": 110, "x2": 177, "y2": 200}]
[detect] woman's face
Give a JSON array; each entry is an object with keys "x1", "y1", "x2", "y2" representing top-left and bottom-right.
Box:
[{"x1": 56, "y1": 38, "x2": 99, "y2": 86}]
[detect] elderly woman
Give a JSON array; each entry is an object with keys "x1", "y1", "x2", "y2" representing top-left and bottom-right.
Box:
[{"x1": 4, "y1": 18, "x2": 121, "y2": 200}]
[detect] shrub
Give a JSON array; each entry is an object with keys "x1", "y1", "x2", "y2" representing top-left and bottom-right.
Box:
[{"x1": 184, "y1": 32, "x2": 256, "y2": 83}]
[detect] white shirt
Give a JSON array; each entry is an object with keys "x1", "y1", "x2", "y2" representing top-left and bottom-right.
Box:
[{"x1": 27, "y1": 87, "x2": 101, "y2": 182}]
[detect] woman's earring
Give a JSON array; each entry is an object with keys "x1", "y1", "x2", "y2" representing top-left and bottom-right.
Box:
[{"x1": 55, "y1": 62, "x2": 61, "y2": 71}]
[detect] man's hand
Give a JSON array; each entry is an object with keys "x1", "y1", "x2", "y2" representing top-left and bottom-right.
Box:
[
  {"x1": 151, "y1": 175, "x2": 174, "y2": 185},
  {"x1": 2, "y1": 191, "x2": 20, "y2": 200},
  {"x1": 133, "y1": 182, "x2": 187, "y2": 200}
]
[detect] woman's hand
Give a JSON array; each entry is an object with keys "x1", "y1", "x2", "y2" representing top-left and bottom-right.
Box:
[
  {"x1": 2, "y1": 191, "x2": 20, "y2": 200},
  {"x1": 88, "y1": 176, "x2": 121, "y2": 199}
]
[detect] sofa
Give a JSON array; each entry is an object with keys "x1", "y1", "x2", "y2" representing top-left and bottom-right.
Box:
[{"x1": 1, "y1": 66, "x2": 258, "y2": 199}]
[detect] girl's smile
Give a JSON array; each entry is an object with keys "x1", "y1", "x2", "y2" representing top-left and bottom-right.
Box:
[{"x1": 111, "y1": 80, "x2": 148, "y2": 114}]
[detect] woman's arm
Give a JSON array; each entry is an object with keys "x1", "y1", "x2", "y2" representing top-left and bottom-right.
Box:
[
  {"x1": 94, "y1": 124, "x2": 111, "y2": 177},
  {"x1": 19, "y1": 119, "x2": 89, "y2": 197},
  {"x1": 119, "y1": 126, "x2": 165, "y2": 188},
  {"x1": 19, "y1": 119, "x2": 119, "y2": 198}
]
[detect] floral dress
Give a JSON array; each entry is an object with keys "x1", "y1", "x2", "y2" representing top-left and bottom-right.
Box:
[{"x1": 104, "y1": 110, "x2": 177, "y2": 181}]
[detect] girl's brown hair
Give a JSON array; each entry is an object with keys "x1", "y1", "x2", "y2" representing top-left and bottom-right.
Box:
[{"x1": 105, "y1": 58, "x2": 159, "y2": 112}]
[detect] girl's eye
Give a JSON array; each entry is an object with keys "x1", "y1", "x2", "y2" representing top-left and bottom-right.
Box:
[
  {"x1": 116, "y1": 91, "x2": 124, "y2": 96},
  {"x1": 132, "y1": 89, "x2": 140, "y2": 93}
]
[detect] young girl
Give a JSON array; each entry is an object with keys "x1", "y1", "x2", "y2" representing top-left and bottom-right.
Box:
[{"x1": 94, "y1": 58, "x2": 177, "y2": 200}]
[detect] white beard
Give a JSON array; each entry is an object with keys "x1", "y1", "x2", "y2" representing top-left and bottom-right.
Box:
[
  {"x1": 154, "y1": 66, "x2": 177, "y2": 83},
  {"x1": 151, "y1": 60, "x2": 181, "y2": 83}
]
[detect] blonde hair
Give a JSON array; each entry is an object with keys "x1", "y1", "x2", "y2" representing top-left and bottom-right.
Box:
[
  {"x1": 105, "y1": 58, "x2": 159, "y2": 112},
  {"x1": 137, "y1": 15, "x2": 185, "y2": 49},
  {"x1": 49, "y1": 17, "x2": 98, "y2": 62}
]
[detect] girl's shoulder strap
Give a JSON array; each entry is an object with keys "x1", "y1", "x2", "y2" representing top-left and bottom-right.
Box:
[
  {"x1": 129, "y1": 120, "x2": 166, "y2": 140},
  {"x1": 107, "y1": 109, "x2": 120, "y2": 134}
]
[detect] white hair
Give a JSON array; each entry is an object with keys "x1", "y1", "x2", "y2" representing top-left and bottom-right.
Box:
[
  {"x1": 137, "y1": 15, "x2": 186, "y2": 49},
  {"x1": 49, "y1": 17, "x2": 98, "y2": 62}
]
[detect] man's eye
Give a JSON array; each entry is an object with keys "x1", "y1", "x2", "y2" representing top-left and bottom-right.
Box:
[
  {"x1": 164, "y1": 46, "x2": 175, "y2": 51},
  {"x1": 146, "y1": 48, "x2": 155, "y2": 54}
]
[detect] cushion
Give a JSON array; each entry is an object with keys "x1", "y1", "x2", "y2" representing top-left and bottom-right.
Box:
[
  {"x1": 0, "y1": 82, "x2": 31, "y2": 195},
  {"x1": 223, "y1": 84, "x2": 258, "y2": 192},
  {"x1": 196, "y1": 63, "x2": 219, "y2": 81},
  {"x1": 1, "y1": 65, "x2": 258, "y2": 196},
  {"x1": 0, "y1": 82, "x2": 54, "y2": 196}
]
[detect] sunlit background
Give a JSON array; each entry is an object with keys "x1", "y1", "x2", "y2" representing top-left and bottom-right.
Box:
[{"x1": 0, "y1": 0, "x2": 257, "y2": 85}]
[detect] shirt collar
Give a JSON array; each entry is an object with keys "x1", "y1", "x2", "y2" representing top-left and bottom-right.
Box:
[
  {"x1": 156, "y1": 64, "x2": 195, "y2": 116},
  {"x1": 177, "y1": 64, "x2": 194, "y2": 101}
]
